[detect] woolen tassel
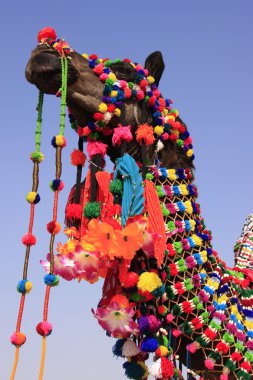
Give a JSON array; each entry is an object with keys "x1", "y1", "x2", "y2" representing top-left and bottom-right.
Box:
[
  {"x1": 66, "y1": 203, "x2": 83, "y2": 220},
  {"x1": 96, "y1": 171, "x2": 114, "y2": 220},
  {"x1": 144, "y1": 180, "x2": 166, "y2": 266}
]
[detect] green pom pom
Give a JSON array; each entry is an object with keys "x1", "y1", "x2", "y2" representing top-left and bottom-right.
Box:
[
  {"x1": 209, "y1": 350, "x2": 221, "y2": 362},
  {"x1": 110, "y1": 179, "x2": 123, "y2": 195},
  {"x1": 161, "y1": 204, "x2": 170, "y2": 217},
  {"x1": 146, "y1": 173, "x2": 154, "y2": 180},
  {"x1": 155, "y1": 186, "x2": 164, "y2": 198},
  {"x1": 30, "y1": 151, "x2": 44, "y2": 163},
  {"x1": 84, "y1": 202, "x2": 101, "y2": 219},
  {"x1": 224, "y1": 360, "x2": 236, "y2": 371},
  {"x1": 172, "y1": 304, "x2": 181, "y2": 316},
  {"x1": 89, "y1": 131, "x2": 100, "y2": 140},
  {"x1": 177, "y1": 139, "x2": 184, "y2": 147},
  {"x1": 105, "y1": 78, "x2": 114, "y2": 85},
  {"x1": 104, "y1": 60, "x2": 113, "y2": 67},
  {"x1": 128, "y1": 82, "x2": 134, "y2": 89},
  {"x1": 167, "y1": 221, "x2": 175, "y2": 232}
]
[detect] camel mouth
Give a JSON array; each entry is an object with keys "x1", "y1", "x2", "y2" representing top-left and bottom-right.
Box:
[{"x1": 25, "y1": 48, "x2": 79, "y2": 94}]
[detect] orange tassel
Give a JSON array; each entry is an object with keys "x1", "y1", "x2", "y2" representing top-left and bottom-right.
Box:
[
  {"x1": 144, "y1": 179, "x2": 166, "y2": 266},
  {"x1": 96, "y1": 171, "x2": 114, "y2": 220}
]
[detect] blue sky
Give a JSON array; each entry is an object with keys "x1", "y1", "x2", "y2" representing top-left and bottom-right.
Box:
[{"x1": 1, "y1": 1, "x2": 253, "y2": 379}]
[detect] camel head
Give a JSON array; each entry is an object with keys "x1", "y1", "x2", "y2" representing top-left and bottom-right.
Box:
[{"x1": 26, "y1": 27, "x2": 194, "y2": 168}]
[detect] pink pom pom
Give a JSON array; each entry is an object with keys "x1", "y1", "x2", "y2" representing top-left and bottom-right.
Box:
[
  {"x1": 220, "y1": 375, "x2": 228, "y2": 380},
  {"x1": 172, "y1": 329, "x2": 182, "y2": 338},
  {"x1": 204, "y1": 359, "x2": 214, "y2": 370},
  {"x1": 36, "y1": 321, "x2": 52, "y2": 336},
  {"x1": 119, "y1": 80, "x2": 128, "y2": 89},
  {"x1": 166, "y1": 314, "x2": 174, "y2": 323},
  {"x1": 100, "y1": 73, "x2": 108, "y2": 82},
  {"x1": 187, "y1": 343, "x2": 196, "y2": 354},
  {"x1": 10, "y1": 332, "x2": 26, "y2": 346},
  {"x1": 112, "y1": 125, "x2": 133, "y2": 146},
  {"x1": 22, "y1": 233, "x2": 36, "y2": 246},
  {"x1": 87, "y1": 142, "x2": 107, "y2": 159},
  {"x1": 66, "y1": 204, "x2": 82, "y2": 220},
  {"x1": 137, "y1": 90, "x2": 144, "y2": 100}
]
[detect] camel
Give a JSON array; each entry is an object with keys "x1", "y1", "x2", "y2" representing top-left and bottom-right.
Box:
[{"x1": 24, "y1": 27, "x2": 253, "y2": 380}]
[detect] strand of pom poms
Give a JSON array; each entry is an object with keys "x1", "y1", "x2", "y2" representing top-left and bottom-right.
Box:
[
  {"x1": 9, "y1": 91, "x2": 44, "y2": 380},
  {"x1": 37, "y1": 56, "x2": 68, "y2": 380}
]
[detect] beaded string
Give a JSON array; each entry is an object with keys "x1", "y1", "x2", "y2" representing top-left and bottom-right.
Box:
[
  {"x1": 37, "y1": 56, "x2": 68, "y2": 380},
  {"x1": 9, "y1": 91, "x2": 44, "y2": 380}
]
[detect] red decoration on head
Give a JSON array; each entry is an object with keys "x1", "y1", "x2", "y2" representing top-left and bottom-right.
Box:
[{"x1": 37, "y1": 27, "x2": 57, "y2": 42}]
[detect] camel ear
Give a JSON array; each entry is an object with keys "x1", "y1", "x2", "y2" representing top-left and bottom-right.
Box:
[{"x1": 144, "y1": 51, "x2": 165, "y2": 86}]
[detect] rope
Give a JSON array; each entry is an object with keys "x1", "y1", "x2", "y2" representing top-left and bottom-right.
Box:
[
  {"x1": 9, "y1": 91, "x2": 44, "y2": 380},
  {"x1": 38, "y1": 337, "x2": 47, "y2": 380},
  {"x1": 37, "y1": 56, "x2": 68, "y2": 380},
  {"x1": 9, "y1": 347, "x2": 20, "y2": 380}
]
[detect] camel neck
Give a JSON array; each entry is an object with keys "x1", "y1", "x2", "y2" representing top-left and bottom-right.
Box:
[{"x1": 149, "y1": 165, "x2": 216, "y2": 270}]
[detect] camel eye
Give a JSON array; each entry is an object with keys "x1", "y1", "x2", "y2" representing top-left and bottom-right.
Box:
[
  {"x1": 118, "y1": 67, "x2": 132, "y2": 75},
  {"x1": 110, "y1": 62, "x2": 136, "y2": 82}
]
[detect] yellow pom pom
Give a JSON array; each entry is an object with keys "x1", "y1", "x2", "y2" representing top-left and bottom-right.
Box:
[
  {"x1": 98, "y1": 103, "x2": 108, "y2": 113},
  {"x1": 154, "y1": 126, "x2": 164, "y2": 136},
  {"x1": 167, "y1": 115, "x2": 176, "y2": 121},
  {"x1": 187, "y1": 149, "x2": 193, "y2": 158},
  {"x1": 167, "y1": 169, "x2": 176, "y2": 180},
  {"x1": 82, "y1": 53, "x2": 88, "y2": 59},
  {"x1": 163, "y1": 109, "x2": 169, "y2": 116},
  {"x1": 26, "y1": 192, "x2": 36, "y2": 203},
  {"x1": 157, "y1": 345, "x2": 169, "y2": 357},
  {"x1": 55, "y1": 135, "x2": 65, "y2": 146},
  {"x1": 147, "y1": 76, "x2": 155, "y2": 84},
  {"x1": 137, "y1": 272, "x2": 162, "y2": 293},
  {"x1": 110, "y1": 90, "x2": 118, "y2": 97},
  {"x1": 114, "y1": 108, "x2": 121, "y2": 117},
  {"x1": 25, "y1": 281, "x2": 33, "y2": 293},
  {"x1": 108, "y1": 73, "x2": 117, "y2": 82}
]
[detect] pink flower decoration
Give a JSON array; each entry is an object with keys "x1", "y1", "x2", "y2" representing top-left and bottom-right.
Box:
[
  {"x1": 93, "y1": 302, "x2": 139, "y2": 338},
  {"x1": 112, "y1": 125, "x2": 133, "y2": 146},
  {"x1": 87, "y1": 141, "x2": 107, "y2": 159},
  {"x1": 73, "y1": 248, "x2": 101, "y2": 284}
]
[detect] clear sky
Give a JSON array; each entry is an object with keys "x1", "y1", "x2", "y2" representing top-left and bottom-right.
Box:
[{"x1": 1, "y1": 1, "x2": 253, "y2": 379}]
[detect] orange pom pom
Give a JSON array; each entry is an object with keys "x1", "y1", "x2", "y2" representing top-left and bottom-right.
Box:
[
  {"x1": 70, "y1": 149, "x2": 86, "y2": 166},
  {"x1": 136, "y1": 124, "x2": 155, "y2": 145},
  {"x1": 110, "y1": 294, "x2": 130, "y2": 308},
  {"x1": 47, "y1": 221, "x2": 61, "y2": 234}
]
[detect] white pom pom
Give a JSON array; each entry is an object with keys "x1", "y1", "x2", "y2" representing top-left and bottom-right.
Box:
[
  {"x1": 122, "y1": 339, "x2": 140, "y2": 357},
  {"x1": 148, "y1": 358, "x2": 162, "y2": 378},
  {"x1": 156, "y1": 140, "x2": 164, "y2": 152},
  {"x1": 104, "y1": 112, "x2": 112, "y2": 123}
]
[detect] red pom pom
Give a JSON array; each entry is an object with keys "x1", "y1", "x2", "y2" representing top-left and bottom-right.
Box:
[
  {"x1": 10, "y1": 332, "x2": 26, "y2": 346},
  {"x1": 123, "y1": 272, "x2": 139, "y2": 288},
  {"x1": 22, "y1": 233, "x2": 36, "y2": 246},
  {"x1": 161, "y1": 357, "x2": 174, "y2": 378},
  {"x1": 37, "y1": 27, "x2": 57, "y2": 42},
  {"x1": 47, "y1": 221, "x2": 61, "y2": 234},
  {"x1": 66, "y1": 204, "x2": 82, "y2": 220},
  {"x1": 70, "y1": 149, "x2": 86, "y2": 166},
  {"x1": 93, "y1": 112, "x2": 104, "y2": 121},
  {"x1": 36, "y1": 321, "x2": 52, "y2": 336}
]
